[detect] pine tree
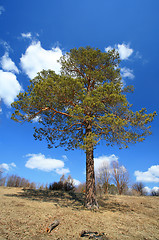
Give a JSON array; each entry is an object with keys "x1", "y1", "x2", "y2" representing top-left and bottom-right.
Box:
[{"x1": 11, "y1": 46, "x2": 156, "y2": 208}]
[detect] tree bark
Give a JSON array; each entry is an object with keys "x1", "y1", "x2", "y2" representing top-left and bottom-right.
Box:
[{"x1": 85, "y1": 123, "x2": 99, "y2": 209}]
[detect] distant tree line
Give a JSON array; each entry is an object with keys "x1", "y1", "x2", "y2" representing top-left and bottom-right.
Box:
[
  {"x1": 0, "y1": 167, "x2": 158, "y2": 196},
  {"x1": 0, "y1": 172, "x2": 37, "y2": 189},
  {"x1": 0, "y1": 170, "x2": 75, "y2": 192}
]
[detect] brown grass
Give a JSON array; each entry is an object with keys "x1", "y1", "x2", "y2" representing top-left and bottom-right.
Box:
[{"x1": 0, "y1": 187, "x2": 159, "y2": 240}]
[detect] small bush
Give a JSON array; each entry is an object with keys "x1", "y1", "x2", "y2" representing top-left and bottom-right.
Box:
[
  {"x1": 49, "y1": 181, "x2": 64, "y2": 190},
  {"x1": 132, "y1": 182, "x2": 145, "y2": 196},
  {"x1": 49, "y1": 175, "x2": 75, "y2": 192},
  {"x1": 151, "y1": 190, "x2": 159, "y2": 196}
]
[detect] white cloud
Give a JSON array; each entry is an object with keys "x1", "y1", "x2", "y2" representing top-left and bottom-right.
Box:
[
  {"x1": 143, "y1": 186, "x2": 151, "y2": 194},
  {"x1": 20, "y1": 41, "x2": 62, "y2": 79},
  {"x1": 94, "y1": 154, "x2": 118, "y2": 170},
  {"x1": 0, "y1": 162, "x2": 16, "y2": 171},
  {"x1": 143, "y1": 186, "x2": 159, "y2": 195},
  {"x1": 105, "y1": 43, "x2": 133, "y2": 60},
  {"x1": 135, "y1": 51, "x2": 142, "y2": 59},
  {"x1": 0, "y1": 163, "x2": 9, "y2": 171},
  {"x1": 105, "y1": 46, "x2": 113, "y2": 52},
  {"x1": 134, "y1": 165, "x2": 159, "y2": 183},
  {"x1": 10, "y1": 162, "x2": 16, "y2": 168},
  {"x1": 25, "y1": 153, "x2": 70, "y2": 175},
  {"x1": 62, "y1": 155, "x2": 68, "y2": 161},
  {"x1": 0, "y1": 40, "x2": 10, "y2": 52},
  {"x1": 117, "y1": 44, "x2": 133, "y2": 60},
  {"x1": 1, "y1": 52, "x2": 19, "y2": 73},
  {"x1": 73, "y1": 179, "x2": 81, "y2": 186},
  {"x1": 0, "y1": 6, "x2": 5, "y2": 15},
  {"x1": 105, "y1": 43, "x2": 135, "y2": 80},
  {"x1": 32, "y1": 115, "x2": 40, "y2": 123},
  {"x1": 55, "y1": 168, "x2": 70, "y2": 175},
  {"x1": 152, "y1": 186, "x2": 159, "y2": 192},
  {"x1": 121, "y1": 67, "x2": 134, "y2": 79},
  {"x1": 21, "y1": 32, "x2": 32, "y2": 39},
  {"x1": 0, "y1": 70, "x2": 22, "y2": 106}
]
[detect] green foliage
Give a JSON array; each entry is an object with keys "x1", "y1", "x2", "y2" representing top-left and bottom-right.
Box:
[{"x1": 11, "y1": 46, "x2": 156, "y2": 151}]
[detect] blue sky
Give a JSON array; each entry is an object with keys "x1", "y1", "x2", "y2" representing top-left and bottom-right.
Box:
[{"x1": 0, "y1": 0, "x2": 159, "y2": 192}]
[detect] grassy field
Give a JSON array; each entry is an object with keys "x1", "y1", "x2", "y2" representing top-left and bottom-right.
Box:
[{"x1": 0, "y1": 187, "x2": 159, "y2": 240}]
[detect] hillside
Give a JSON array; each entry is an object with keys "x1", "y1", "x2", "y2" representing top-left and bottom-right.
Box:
[{"x1": 0, "y1": 187, "x2": 158, "y2": 239}]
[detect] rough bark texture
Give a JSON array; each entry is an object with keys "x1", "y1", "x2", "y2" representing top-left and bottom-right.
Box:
[
  {"x1": 105, "y1": 181, "x2": 109, "y2": 195},
  {"x1": 85, "y1": 146, "x2": 99, "y2": 209}
]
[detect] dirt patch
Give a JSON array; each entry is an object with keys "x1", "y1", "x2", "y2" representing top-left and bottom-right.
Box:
[{"x1": 0, "y1": 187, "x2": 159, "y2": 240}]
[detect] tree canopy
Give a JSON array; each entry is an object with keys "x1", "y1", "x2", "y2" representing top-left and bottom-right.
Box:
[
  {"x1": 11, "y1": 46, "x2": 156, "y2": 208},
  {"x1": 11, "y1": 47, "x2": 156, "y2": 150}
]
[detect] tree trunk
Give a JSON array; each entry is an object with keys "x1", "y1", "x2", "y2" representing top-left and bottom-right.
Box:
[
  {"x1": 85, "y1": 146, "x2": 99, "y2": 209},
  {"x1": 105, "y1": 180, "x2": 108, "y2": 195}
]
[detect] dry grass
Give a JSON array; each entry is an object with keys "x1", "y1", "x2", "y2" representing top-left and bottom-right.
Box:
[{"x1": 0, "y1": 187, "x2": 159, "y2": 240}]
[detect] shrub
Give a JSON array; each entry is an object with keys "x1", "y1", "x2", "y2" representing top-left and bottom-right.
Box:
[
  {"x1": 49, "y1": 175, "x2": 75, "y2": 192},
  {"x1": 132, "y1": 182, "x2": 145, "y2": 196}
]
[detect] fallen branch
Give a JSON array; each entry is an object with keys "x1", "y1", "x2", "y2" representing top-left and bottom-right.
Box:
[
  {"x1": 80, "y1": 230, "x2": 109, "y2": 239},
  {"x1": 46, "y1": 219, "x2": 60, "y2": 233}
]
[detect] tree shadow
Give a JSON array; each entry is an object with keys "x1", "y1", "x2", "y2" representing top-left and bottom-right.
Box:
[
  {"x1": 5, "y1": 189, "x2": 131, "y2": 212},
  {"x1": 4, "y1": 188, "x2": 85, "y2": 210},
  {"x1": 97, "y1": 196, "x2": 131, "y2": 212}
]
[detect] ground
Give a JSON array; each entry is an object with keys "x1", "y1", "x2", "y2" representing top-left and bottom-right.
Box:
[{"x1": 0, "y1": 187, "x2": 158, "y2": 240}]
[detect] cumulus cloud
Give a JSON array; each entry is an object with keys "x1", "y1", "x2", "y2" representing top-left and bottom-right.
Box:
[
  {"x1": 0, "y1": 70, "x2": 22, "y2": 106},
  {"x1": 21, "y1": 32, "x2": 32, "y2": 39},
  {"x1": 134, "y1": 165, "x2": 159, "y2": 183},
  {"x1": 1, "y1": 52, "x2": 19, "y2": 73},
  {"x1": 94, "y1": 154, "x2": 118, "y2": 170},
  {"x1": 143, "y1": 186, "x2": 151, "y2": 194},
  {"x1": 143, "y1": 186, "x2": 159, "y2": 195},
  {"x1": 117, "y1": 44, "x2": 133, "y2": 60},
  {"x1": 152, "y1": 186, "x2": 159, "y2": 192},
  {"x1": 105, "y1": 43, "x2": 133, "y2": 60},
  {"x1": 73, "y1": 179, "x2": 81, "y2": 186},
  {"x1": 10, "y1": 162, "x2": 16, "y2": 167},
  {"x1": 105, "y1": 46, "x2": 113, "y2": 52},
  {"x1": 20, "y1": 41, "x2": 63, "y2": 79},
  {"x1": 121, "y1": 67, "x2": 134, "y2": 79},
  {"x1": 0, "y1": 163, "x2": 10, "y2": 171},
  {"x1": 105, "y1": 43, "x2": 134, "y2": 80},
  {"x1": 0, "y1": 162, "x2": 16, "y2": 171},
  {"x1": 0, "y1": 6, "x2": 5, "y2": 15},
  {"x1": 55, "y1": 168, "x2": 70, "y2": 175},
  {"x1": 25, "y1": 153, "x2": 70, "y2": 175}
]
